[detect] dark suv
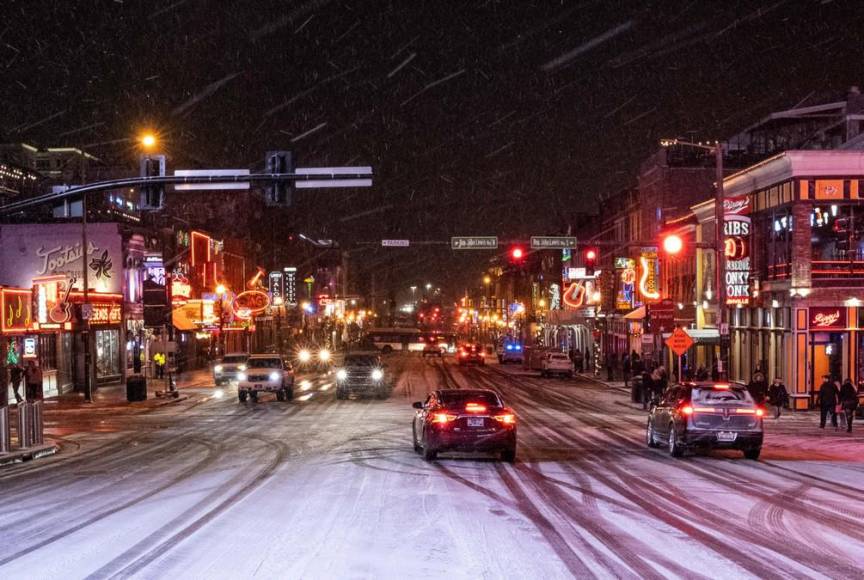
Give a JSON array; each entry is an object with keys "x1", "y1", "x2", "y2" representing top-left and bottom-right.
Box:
[
  {"x1": 335, "y1": 353, "x2": 388, "y2": 399},
  {"x1": 646, "y1": 382, "x2": 764, "y2": 459}
]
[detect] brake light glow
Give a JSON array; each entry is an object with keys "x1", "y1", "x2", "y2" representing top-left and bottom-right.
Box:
[
  {"x1": 494, "y1": 414, "x2": 516, "y2": 424},
  {"x1": 756, "y1": 408, "x2": 765, "y2": 417},
  {"x1": 432, "y1": 413, "x2": 457, "y2": 423},
  {"x1": 681, "y1": 405, "x2": 694, "y2": 415},
  {"x1": 713, "y1": 384, "x2": 730, "y2": 390},
  {"x1": 692, "y1": 407, "x2": 715, "y2": 413},
  {"x1": 735, "y1": 409, "x2": 757, "y2": 414},
  {"x1": 465, "y1": 403, "x2": 487, "y2": 413}
]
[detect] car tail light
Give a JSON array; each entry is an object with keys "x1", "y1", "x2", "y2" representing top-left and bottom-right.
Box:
[
  {"x1": 713, "y1": 384, "x2": 730, "y2": 390},
  {"x1": 465, "y1": 403, "x2": 487, "y2": 413},
  {"x1": 692, "y1": 407, "x2": 715, "y2": 413},
  {"x1": 755, "y1": 408, "x2": 765, "y2": 417},
  {"x1": 735, "y1": 409, "x2": 757, "y2": 414},
  {"x1": 494, "y1": 413, "x2": 516, "y2": 425},
  {"x1": 681, "y1": 405, "x2": 694, "y2": 415},
  {"x1": 432, "y1": 413, "x2": 457, "y2": 424}
]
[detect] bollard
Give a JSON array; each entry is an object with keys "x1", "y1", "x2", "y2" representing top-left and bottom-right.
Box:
[
  {"x1": 16, "y1": 402, "x2": 33, "y2": 449},
  {"x1": 31, "y1": 401, "x2": 44, "y2": 446},
  {"x1": 0, "y1": 405, "x2": 10, "y2": 453}
]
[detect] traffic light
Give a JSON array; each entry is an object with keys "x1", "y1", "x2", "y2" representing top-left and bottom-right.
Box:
[
  {"x1": 662, "y1": 234, "x2": 684, "y2": 255},
  {"x1": 139, "y1": 154, "x2": 166, "y2": 210},
  {"x1": 143, "y1": 278, "x2": 169, "y2": 327},
  {"x1": 584, "y1": 247, "x2": 598, "y2": 275},
  {"x1": 509, "y1": 246, "x2": 525, "y2": 262},
  {"x1": 264, "y1": 150, "x2": 293, "y2": 206}
]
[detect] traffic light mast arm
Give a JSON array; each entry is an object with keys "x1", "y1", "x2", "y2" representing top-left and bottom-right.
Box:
[{"x1": 0, "y1": 170, "x2": 373, "y2": 216}]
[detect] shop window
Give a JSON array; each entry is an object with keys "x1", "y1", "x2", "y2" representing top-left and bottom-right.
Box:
[
  {"x1": 95, "y1": 329, "x2": 120, "y2": 378},
  {"x1": 810, "y1": 204, "x2": 864, "y2": 263}
]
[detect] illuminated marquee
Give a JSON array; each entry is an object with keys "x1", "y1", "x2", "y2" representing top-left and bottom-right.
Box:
[
  {"x1": 638, "y1": 252, "x2": 660, "y2": 301},
  {"x1": 171, "y1": 275, "x2": 192, "y2": 306},
  {"x1": 232, "y1": 290, "x2": 271, "y2": 319},
  {"x1": 88, "y1": 303, "x2": 122, "y2": 325},
  {"x1": 724, "y1": 195, "x2": 751, "y2": 306}
]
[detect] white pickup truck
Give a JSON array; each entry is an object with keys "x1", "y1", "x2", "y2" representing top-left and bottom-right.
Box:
[{"x1": 541, "y1": 352, "x2": 575, "y2": 378}]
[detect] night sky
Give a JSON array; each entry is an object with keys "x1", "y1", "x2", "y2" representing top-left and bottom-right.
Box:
[{"x1": 3, "y1": 0, "x2": 863, "y2": 299}]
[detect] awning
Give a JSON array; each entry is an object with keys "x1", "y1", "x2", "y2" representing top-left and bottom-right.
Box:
[{"x1": 623, "y1": 306, "x2": 646, "y2": 320}]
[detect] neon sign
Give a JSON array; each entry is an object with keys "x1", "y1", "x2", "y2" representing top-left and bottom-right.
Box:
[
  {"x1": 88, "y1": 303, "x2": 122, "y2": 325},
  {"x1": 639, "y1": 253, "x2": 660, "y2": 301},
  {"x1": 563, "y1": 282, "x2": 586, "y2": 308},
  {"x1": 232, "y1": 290, "x2": 271, "y2": 319},
  {"x1": 171, "y1": 275, "x2": 191, "y2": 306},
  {"x1": 1, "y1": 288, "x2": 32, "y2": 332},
  {"x1": 810, "y1": 307, "x2": 846, "y2": 329}
]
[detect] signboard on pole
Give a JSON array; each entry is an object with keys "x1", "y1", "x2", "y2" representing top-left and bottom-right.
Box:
[
  {"x1": 647, "y1": 299, "x2": 675, "y2": 333},
  {"x1": 530, "y1": 236, "x2": 577, "y2": 250},
  {"x1": 381, "y1": 239, "x2": 410, "y2": 247},
  {"x1": 283, "y1": 267, "x2": 297, "y2": 306},
  {"x1": 724, "y1": 195, "x2": 751, "y2": 306},
  {"x1": 665, "y1": 327, "x2": 694, "y2": 357},
  {"x1": 451, "y1": 236, "x2": 498, "y2": 250},
  {"x1": 269, "y1": 271, "x2": 284, "y2": 304}
]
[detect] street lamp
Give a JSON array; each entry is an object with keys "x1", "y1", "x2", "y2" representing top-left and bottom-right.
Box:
[
  {"x1": 661, "y1": 138, "x2": 727, "y2": 378},
  {"x1": 140, "y1": 133, "x2": 157, "y2": 149}
]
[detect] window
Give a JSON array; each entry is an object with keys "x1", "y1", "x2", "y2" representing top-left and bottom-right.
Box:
[{"x1": 39, "y1": 335, "x2": 57, "y2": 370}]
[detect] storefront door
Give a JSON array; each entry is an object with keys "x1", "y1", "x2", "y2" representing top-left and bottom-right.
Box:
[{"x1": 811, "y1": 332, "x2": 846, "y2": 386}]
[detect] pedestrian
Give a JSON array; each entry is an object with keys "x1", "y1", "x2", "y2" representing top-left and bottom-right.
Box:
[
  {"x1": 711, "y1": 361, "x2": 720, "y2": 381},
  {"x1": 606, "y1": 354, "x2": 614, "y2": 381},
  {"x1": 573, "y1": 349, "x2": 584, "y2": 373},
  {"x1": 767, "y1": 377, "x2": 789, "y2": 419},
  {"x1": 584, "y1": 348, "x2": 591, "y2": 373},
  {"x1": 748, "y1": 371, "x2": 768, "y2": 405},
  {"x1": 9, "y1": 362, "x2": 24, "y2": 404},
  {"x1": 839, "y1": 378, "x2": 858, "y2": 433},
  {"x1": 817, "y1": 374, "x2": 840, "y2": 429},
  {"x1": 622, "y1": 353, "x2": 631, "y2": 387},
  {"x1": 24, "y1": 360, "x2": 43, "y2": 401},
  {"x1": 631, "y1": 351, "x2": 644, "y2": 375},
  {"x1": 641, "y1": 368, "x2": 654, "y2": 410}
]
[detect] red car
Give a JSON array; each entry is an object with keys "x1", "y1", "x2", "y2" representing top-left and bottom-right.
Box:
[
  {"x1": 457, "y1": 343, "x2": 485, "y2": 365},
  {"x1": 412, "y1": 389, "x2": 517, "y2": 462}
]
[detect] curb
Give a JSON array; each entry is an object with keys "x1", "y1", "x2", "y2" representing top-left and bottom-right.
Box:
[{"x1": 0, "y1": 443, "x2": 60, "y2": 467}]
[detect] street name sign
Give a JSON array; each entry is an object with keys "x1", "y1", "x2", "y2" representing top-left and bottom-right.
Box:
[
  {"x1": 381, "y1": 239, "x2": 410, "y2": 247},
  {"x1": 665, "y1": 327, "x2": 694, "y2": 357},
  {"x1": 174, "y1": 169, "x2": 250, "y2": 190},
  {"x1": 531, "y1": 236, "x2": 577, "y2": 249},
  {"x1": 451, "y1": 236, "x2": 498, "y2": 250}
]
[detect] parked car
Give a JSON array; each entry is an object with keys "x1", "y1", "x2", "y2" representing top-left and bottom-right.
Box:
[
  {"x1": 237, "y1": 354, "x2": 294, "y2": 402},
  {"x1": 412, "y1": 389, "x2": 517, "y2": 462},
  {"x1": 646, "y1": 382, "x2": 764, "y2": 459},
  {"x1": 541, "y1": 352, "x2": 574, "y2": 378},
  {"x1": 336, "y1": 352, "x2": 389, "y2": 399},
  {"x1": 457, "y1": 343, "x2": 485, "y2": 365},
  {"x1": 421, "y1": 342, "x2": 444, "y2": 357},
  {"x1": 213, "y1": 353, "x2": 248, "y2": 385}
]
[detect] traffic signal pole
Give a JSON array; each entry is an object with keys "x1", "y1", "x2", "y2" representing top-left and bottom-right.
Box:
[{"x1": 714, "y1": 144, "x2": 727, "y2": 380}]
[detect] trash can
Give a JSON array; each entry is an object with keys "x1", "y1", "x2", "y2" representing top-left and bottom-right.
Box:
[
  {"x1": 16, "y1": 402, "x2": 33, "y2": 448},
  {"x1": 631, "y1": 376, "x2": 642, "y2": 403},
  {"x1": 126, "y1": 375, "x2": 147, "y2": 402}
]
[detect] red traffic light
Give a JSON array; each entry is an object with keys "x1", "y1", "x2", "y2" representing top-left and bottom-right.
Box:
[
  {"x1": 585, "y1": 249, "x2": 597, "y2": 262},
  {"x1": 662, "y1": 234, "x2": 684, "y2": 255},
  {"x1": 510, "y1": 247, "x2": 524, "y2": 260}
]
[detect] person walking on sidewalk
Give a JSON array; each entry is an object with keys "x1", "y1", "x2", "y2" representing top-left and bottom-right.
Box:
[
  {"x1": 24, "y1": 360, "x2": 43, "y2": 401},
  {"x1": 606, "y1": 354, "x2": 615, "y2": 381},
  {"x1": 767, "y1": 377, "x2": 789, "y2": 419},
  {"x1": 748, "y1": 371, "x2": 768, "y2": 405},
  {"x1": 9, "y1": 362, "x2": 24, "y2": 404},
  {"x1": 622, "y1": 353, "x2": 631, "y2": 388},
  {"x1": 839, "y1": 378, "x2": 858, "y2": 433},
  {"x1": 817, "y1": 375, "x2": 840, "y2": 429}
]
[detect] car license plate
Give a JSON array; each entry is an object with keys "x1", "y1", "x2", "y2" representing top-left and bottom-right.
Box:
[
  {"x1": 717, "y1": 431, "x2": 737, "y2": 442},
  {"x1": 467, "y1": 418, "x2": 484, "y2": 427}
]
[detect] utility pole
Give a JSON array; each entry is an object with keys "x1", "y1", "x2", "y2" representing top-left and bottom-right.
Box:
[
  {"x1": 714, "y1": 143, "x2": 727, "y2": 379},
  {"x1": 81, "y1": 184, "x2": 94, "y2": 402}
]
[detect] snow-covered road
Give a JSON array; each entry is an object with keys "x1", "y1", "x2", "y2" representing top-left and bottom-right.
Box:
[{"x1": 1, "y1": 355, "x2": 863, "y2": 579}]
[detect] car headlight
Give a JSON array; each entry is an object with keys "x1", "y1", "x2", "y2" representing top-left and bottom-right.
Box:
[
  {"x1": 238, "y1": 364, "x2": 247, "y2": 371},
  {"x1": 237, "y1": 372, "x2": 247, "y2": 382},
  {"x1": 269, "y1": 371, "x2": 280, "y2": 382},
  {"x1": 298, "y1": 349, "x2": 311, "y2": 363},
  {"x1": 371, "y1": 369, "x2": 384, "y2": 381},
  {"x1": 318, "y1": 348, "x2": 331, "y2": 362},
  {"x1": 214, "y1": 365, "x2": 223, "y2": 373},
  {"x1": 336, "y1": 369, "x2": 347, "y2": 380}
]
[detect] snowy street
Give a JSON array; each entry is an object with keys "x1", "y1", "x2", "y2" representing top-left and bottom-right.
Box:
[{"x1": 1, "y1": 354, "x2": 863, "y2": 579}]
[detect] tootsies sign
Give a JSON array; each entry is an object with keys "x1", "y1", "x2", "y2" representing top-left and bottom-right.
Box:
[
  {"x1": 724, "y1": 195, "x2": 751, "y2": 306},
  {"x1": 809, "y1": 307, "x2": 847, "y2": 330},
  {"x1": 0, "y1": 223, "x2": 123, "y2": 293}
]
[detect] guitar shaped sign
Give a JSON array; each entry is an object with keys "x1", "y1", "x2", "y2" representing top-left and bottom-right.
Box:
[{"x1": 49, "y1": 276, "x2": 76, "y2": 324}]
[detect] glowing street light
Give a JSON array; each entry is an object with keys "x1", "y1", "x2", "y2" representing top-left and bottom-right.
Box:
[
  {"x1": 483, "y1": 275, "x2": 491, "y2": 285},
  {"x1": 140, "y1": 133, "x2": 157, "y2": 149},
  {"x1": 662, "y1": 234, "x2": 684, "y2": 255}
]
